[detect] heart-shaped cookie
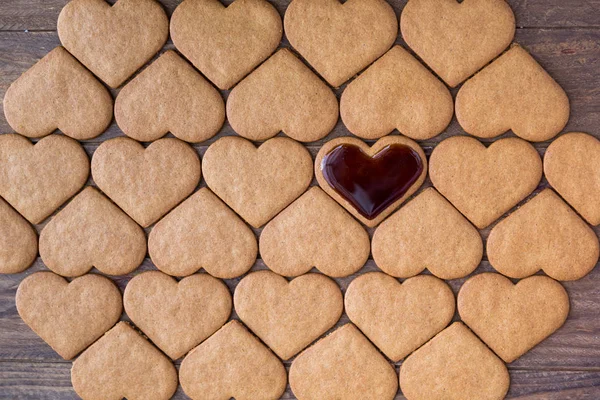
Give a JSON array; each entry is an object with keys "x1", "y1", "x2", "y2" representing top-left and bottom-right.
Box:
[
  {"x1": 429, "y1": 136, "x2": 542, "y2": 228},
  {"x1": 456, "y1": 45, "x2": 570, "y2": 142},
  {"x1": 401, "y1": 0, "x2": 515, "y2": 87},
  {"x1": 284, "y1": 0, "x2": 398, "y2": 87},
  {"x1": 487, "y1": 189, "x2": 599, "y2": 281},
  {"x1": 400, "y1": 322, "x2": 510, "y2": 400},
  {"x1": 316, "y1": 136, "x2": 427, "y2": 227},
  {"x1": 544, "y1": 132, "x2": 600, "y2": 226},
  {"x1": 171, "y1": 0, "x2": 282, "y2": 90},
  {"x1": 234, "y1": 270, "x2": 343, "y2": 360},
  {"x1": 340, "y1": 45, "x2": 453, "y2": 140},
  {"x1": 71, "y1": 322, "x2": 178, "y2": 400},
  {"x1": 458, "y1": 273, "x2": 570, "y2": 363},
  {"x1": 115, "y1": 50, "x2": 225, "y2": 143},
  {"x1": 260, "y1": 187, "x2": 370, "y2": 277},
  {"x1": 0, "y1": 134, "x2": 89, "y2": 224},
  {"x1": 91, "y1": 137, "x2": 201, "y2": 227},
  {"x1": 3, "y1": 47, "x2": 113, "y2": 140},
  {"x1": 345, "y1": 273, "x2": 455, "y2": 362},
  {"x1": 226, "y1": 49, "x2": 339, "y2": 142},
  {"x1": 289, "y1": 324, "x2": 398, "y2": 400},
  {"x1": 149, "y1": 188, "x2": 257, "y2": 279},
  {"x1": 372, "y1": 188, "x2": 482, "y2": 279},
  {"x1": 124, "y1": 271, "x2": 232, "y2": 360},
  {"x1": 57, "y1": 0, "x2": 168, "y2": 88},
  {"x1": 16, "y1": 272, "x2": 122, "y2": 360},
  {"x1": 39, "y1": 187, "x2": 147, "y2": 277},
  {"x1": 180, "y1": 321, "x2": 287, "y2": 400},
  {"x1": 0, "y1": 198, "x2": 37, "y2": 274},
  {"x1": 202, "y1": 136, "x2": 313, "y2": 228}
]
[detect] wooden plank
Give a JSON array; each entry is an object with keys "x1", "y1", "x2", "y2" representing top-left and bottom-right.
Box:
[
  {"x1": 1, "y1": 0, "x2": 600, "y2": 32},
  {"x1": 0, "y1": 27, "x2": 599, "y2": 146},
  {"x1": 0, "y1": 361, "x2": 599, "y2": 399}
]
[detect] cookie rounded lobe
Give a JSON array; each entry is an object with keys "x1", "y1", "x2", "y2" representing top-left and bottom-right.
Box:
[{"x1": 0, "y1": 198, "x2": 37, "y2": 274}]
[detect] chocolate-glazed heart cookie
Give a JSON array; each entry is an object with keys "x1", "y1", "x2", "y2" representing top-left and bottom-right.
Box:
[{"x1": 315, "y1": 136, "x2": 427, "y2": 227}]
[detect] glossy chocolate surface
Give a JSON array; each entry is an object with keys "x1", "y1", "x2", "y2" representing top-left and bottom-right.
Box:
[{"x1": 321, "y1": 143, "x2": 424, "y2": 220}]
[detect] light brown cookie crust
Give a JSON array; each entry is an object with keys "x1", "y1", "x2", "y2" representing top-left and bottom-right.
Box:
[
  {"x1": 124, "y1": 271, "x2": 232, "y2": 360},
  {"x1": 487, "y1": 189, "x2": 599, "y2": 281},
  {"x1": 315, "y1": 135, "x2": 427, "y2": 227},
  {"x1": 202, "y1": 136, "x2": 313, "y2": 228},
  {"x1": 91, "y1": 137, "x2": 201, "y2": 228},
  {"x1": 179, "y1": 320, "x2": 287, "y2": 400},
  {"x1": 284, "y1": 0, "x2": 398, "y2": 87},
  {"x1": 544, "y1": 132, "x2": 600, "y2": 226},
  {"x1": 71, "y1": 322, "x2": 178, "y2": 400},
  {"x1": 16, "y1": 272, "x2": 122, "y2": 360},
  {"x1": 345, "y1": 272, "x2": 455, "y2": 362},
  {"x1": 429, "y1": 136, "x2": 542, "y2": 229},
  {"x1": 259, "y1": 187, "x2": 370, "y2": 277},
  {"x1": 3, "y1": 47, "x2": 113, "y2": 140},
  {"x1": 171, "y1": 0, "x2": 282, "y2": 90},
  {"x1": 234, "y1": 270, "x2": 343, "y2": 360},
  {"x1": 58, "y1": 0, "x2": 169, "y2": 88},
  {"x1": 372, "y1": 188, "x2": 482, "y2": 279},
  {"x1": 340, "y1": 45, "x2": 453, "y2": 140},
  {"x1": 226, "y1": 48, "x2": 339, "y2": 142},
  {"x1": 149, "y1": 188, "x2": 258, "y2": 279},
  {"x1": 400, "y1": 322, "x2": 510, "y2": 400},
  {"x1": 455, "y1": 45, "x2": 570, "y2": 142},
  {"x1": 401, "y1": 0, "x2": 515, "y2": 87},
  {"x1": 0, "y1": 198, "x2": 37, "y2": 274},
  {"x1": 39, "y1": 187, "x2": 147, "y2": 277},
  {"x1": 458, "y1": 273, "x2": 570, "y2": 363},
  {"x1": 115, "y1": 50, "x2": 225, "y2": 143},
  {"x1": 0, "y1": 134, "x2": 89, "y2": 224},
  {"x1": 289, "y1": 324, "x2": 398, "y2": 400}
]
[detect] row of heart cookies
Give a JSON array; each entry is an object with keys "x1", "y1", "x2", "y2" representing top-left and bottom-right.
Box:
[
  {"x1": 16, "y1": 268, "x2": 569, "y2": 399},
  {"x1": 1, "y1": 132, "x2": 599, "y2": 282},
  {"x1": 4, "y1": 0, "x2": 569, "y2": 144}
]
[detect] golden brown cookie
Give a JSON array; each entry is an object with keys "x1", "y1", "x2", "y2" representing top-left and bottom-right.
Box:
[
  {"x1": 340, "y1": 45, "x2": 453, "y2": 140},
  {"x1": 315, "y1": 136, "x2": 427, "y2": 227},
  {"x1": 226, "y1": 49, "x2": 339, "y2": 142},
  {"x1": 544, "y1": 132, "x2": 600, "y2": 225},
  {"x1": 458, "y1": 273, "x2": 570, "y2": 363},
  {"x1": 372, "y1": 188, "x2": 482, "y2": 279},
  {"x1": 456, "y1": 45, "x2": 570, "y2": 142},
  {"x1": 180, "y1": 320, "x2": 287, "y2": 400},
  {"x1": 149, "y1": 188, "x2": 257, "y2": 279},
  {"x1": 234, "y1": 270, "x2": 343, "y2": 360},
  {"x1": 39, "y1": 187, "x2": 147, "y2": 277},
  {"x1": 289, "y1": 324, "x2": 398, "y2": 400},
  {"x1": 260, "y1": 187, "x2": 369, "y2": 277},
  {"x1": 487, "y1": 189, "x2": 599, "y2": 281},
  {"x1": 171, "y1": 0, "x2": 282, "y2": 90},
  {"x1": 284, "y1": 0, "x2": 398, "y2": 87},
  {"x1": 115, "y1": 50, "x2": 225, "y2": 143},
  {"x1": 346, "y1": 273, "x2": 454, "y2": 362},
  {"x1": 124, "y1": 271, "x2": 232, "y2": 360},
  {"x1": 400, "y1": 322, "x2": 510, "y2": 400},
  {"x1": 0, "y1": 198, "x2": 37, "y2": 274},
  {"x1": 429, "y1": 136, "x2": 542, "y2": 228},
  {"x1": 202, "y1": 136, "x2": 313, "y2": 228},
  {"x1": 16, "y1": 272, "x2": 122, "y2": 360},
  {"x1": 91, "y1": 137, "x2": 201, "y2": 228},
  {"x1": 0, "y1": 134, "x2": 89, "y2": 224},
  {"x1": 3, "y1": 47, "x2": 112, "y2": 140},
  {"x1": 71, "y1": 322, "x2": 178, "y2": 400},
  {"x1": 58, "y1": 0, "x2": 168, "y2": 88},
  {"x1": 401, "y1": 0, "x2": 515, "y2": 87}
]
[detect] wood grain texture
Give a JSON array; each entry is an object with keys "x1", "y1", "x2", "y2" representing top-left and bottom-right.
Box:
[{"x1": 0, "y1": 0, "x2": 599, "y2": 398}]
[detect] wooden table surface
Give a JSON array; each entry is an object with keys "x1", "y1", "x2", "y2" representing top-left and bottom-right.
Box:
[{"x1": 1, "y1": 0, "x2": 600, "y2": 399}]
